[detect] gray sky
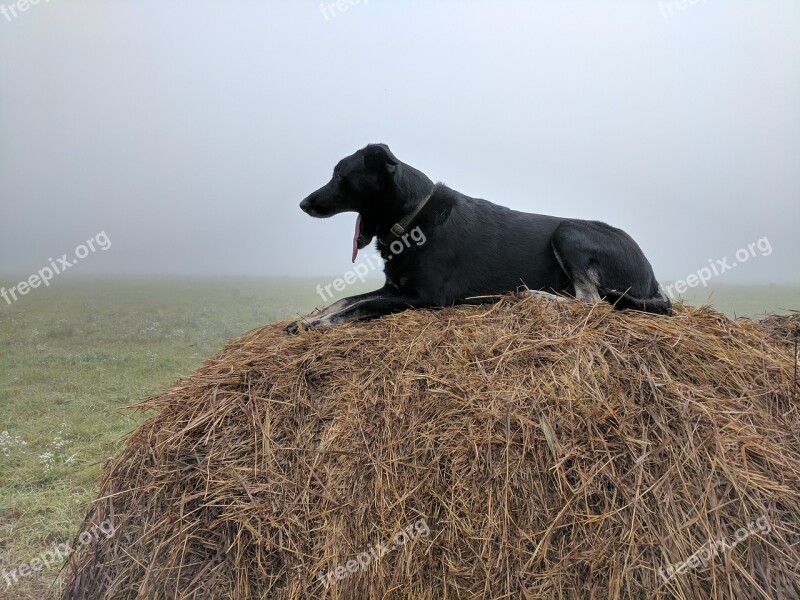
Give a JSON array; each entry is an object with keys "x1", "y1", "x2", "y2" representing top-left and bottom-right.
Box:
[{"x1": 1, "y1": 0, "x2": 798, "y2": 283}]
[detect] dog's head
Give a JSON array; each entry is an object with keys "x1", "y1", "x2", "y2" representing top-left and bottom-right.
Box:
[{"x1": 299, "y1": 144, "x2": 400, "y2": 256}]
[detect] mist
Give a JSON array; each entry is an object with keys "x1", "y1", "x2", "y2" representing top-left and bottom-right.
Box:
[{"x1": 1, "y1": 0, "x2": 798, "y2": 284}]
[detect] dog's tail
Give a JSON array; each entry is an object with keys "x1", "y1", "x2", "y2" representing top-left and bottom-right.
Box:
[{"x1": 599, "y1": 287, "x2": 672, "y2": 316}]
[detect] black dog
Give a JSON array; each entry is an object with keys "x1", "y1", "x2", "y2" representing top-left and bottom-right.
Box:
[{"x1": 285, "y1": 144, "x2": 670, "y2": 333}]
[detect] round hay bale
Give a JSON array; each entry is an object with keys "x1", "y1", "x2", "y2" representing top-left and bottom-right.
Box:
[
  {"x1": 62, "y1": 296, "x2": 800, "y2": 599},
  {"x1": 755, "y1": 311, "x2": 800, "y2": 352}
]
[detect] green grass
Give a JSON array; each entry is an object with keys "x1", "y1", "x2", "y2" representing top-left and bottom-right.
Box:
[
  {"x1": 0, "y1": 277, "x2": 796, "y2": 598},
  {"x1": 0, "y1": 276, "x2": 374, "y2": 598},
  {"x1": 674, "y1": 284, "x2": 800, "y2": 319}
]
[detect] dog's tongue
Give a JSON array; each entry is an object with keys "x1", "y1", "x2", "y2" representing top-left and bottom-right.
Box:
[{"x1": 351, "y1": 214, "x2": 362, "y2": 263}]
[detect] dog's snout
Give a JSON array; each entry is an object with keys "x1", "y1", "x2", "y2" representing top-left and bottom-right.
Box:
[{"x1": 299, "y1": 185, "x2": 343, "y2": 218}]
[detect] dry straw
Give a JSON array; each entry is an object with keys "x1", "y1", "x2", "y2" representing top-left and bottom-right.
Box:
[{"x1": 61, "y1": 296, "x2": 800, "y2": 599}]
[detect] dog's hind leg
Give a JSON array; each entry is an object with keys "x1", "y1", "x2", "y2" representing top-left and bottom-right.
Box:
[
  {"x1": 550, "y1": 221, "x2": 670, "y2": 314},
  {"x1": 570, "y1": 268, "x2": 603, "y2": 304},
  {"x1": 550, "y1": 242, "x2": 603, "y2": 304}
]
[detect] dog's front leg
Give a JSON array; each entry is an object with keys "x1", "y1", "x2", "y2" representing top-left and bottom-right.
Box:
[
  {"x1": 284, "y1": 297, "x2": 349, "y2": 334},
  {"x1": 284, "y1": 287, "x2": 414, "y2": 334},
  {"x1": 314, "y1": 294, "x2": 429, "y2": 326}
]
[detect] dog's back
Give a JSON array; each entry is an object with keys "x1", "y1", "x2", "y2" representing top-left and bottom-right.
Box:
[{"x1": 383, "y1": 186, "x2": 573, "y2": 304}]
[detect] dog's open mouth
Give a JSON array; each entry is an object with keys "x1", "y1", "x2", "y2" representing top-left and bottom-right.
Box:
[{"x1": 351, "y1": 214, "x2": 372, "y2": 262}]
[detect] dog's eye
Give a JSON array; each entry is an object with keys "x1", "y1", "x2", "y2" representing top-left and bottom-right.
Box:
[{"x1": 335, "y1": 173, "x2": 343, "y2": 183}]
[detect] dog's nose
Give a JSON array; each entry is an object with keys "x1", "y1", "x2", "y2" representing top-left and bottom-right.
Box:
[{"x1": 299, "y1": 198, "x2": 310, "y2": 212}]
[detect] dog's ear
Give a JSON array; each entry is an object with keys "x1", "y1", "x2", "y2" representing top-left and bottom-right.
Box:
[{"x1": 363, "y1": 143, "x2": 399, "y2": 174}]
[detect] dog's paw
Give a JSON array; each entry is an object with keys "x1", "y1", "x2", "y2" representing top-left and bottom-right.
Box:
[
  {"x1": 284, "y1": 321, "x2": 303, "y2": 335},
  {"x1": 285, "y1": 318, "x2": 332, "y2": 335}
]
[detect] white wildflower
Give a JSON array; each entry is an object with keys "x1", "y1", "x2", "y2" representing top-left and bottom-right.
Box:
[
  {"x1": 0, "y1": 431, "x2": 28, "y2": 455},
  {"x1": 39, "y1": 452, "x2": 55, "y2": 472}
]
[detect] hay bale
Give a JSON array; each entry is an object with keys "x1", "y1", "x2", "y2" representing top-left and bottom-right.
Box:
[
  {"x1": 755, "y1": 311, "x2": 800, "y2": 352},
  {"x1": 62, "y1": 296, "x2": 800, "y2": 599}
]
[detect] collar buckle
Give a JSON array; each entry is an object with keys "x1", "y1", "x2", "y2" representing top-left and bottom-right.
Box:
[{"x1": 380, "y1": 192, "x2": 432, "y2": 245}]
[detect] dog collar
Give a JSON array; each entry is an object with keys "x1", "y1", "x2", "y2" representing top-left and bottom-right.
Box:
[{"x1": 380, "y1": 193, "x2": 432, "y2": 244}]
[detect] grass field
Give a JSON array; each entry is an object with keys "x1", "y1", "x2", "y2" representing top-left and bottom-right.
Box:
[{"x1": 0, "y1": 277, "x2": 797, "y2": 598}]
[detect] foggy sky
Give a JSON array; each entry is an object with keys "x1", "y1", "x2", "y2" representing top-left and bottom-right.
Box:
[{"x1": 1, "y1": 0, "x2": 798, "y2": 284}]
